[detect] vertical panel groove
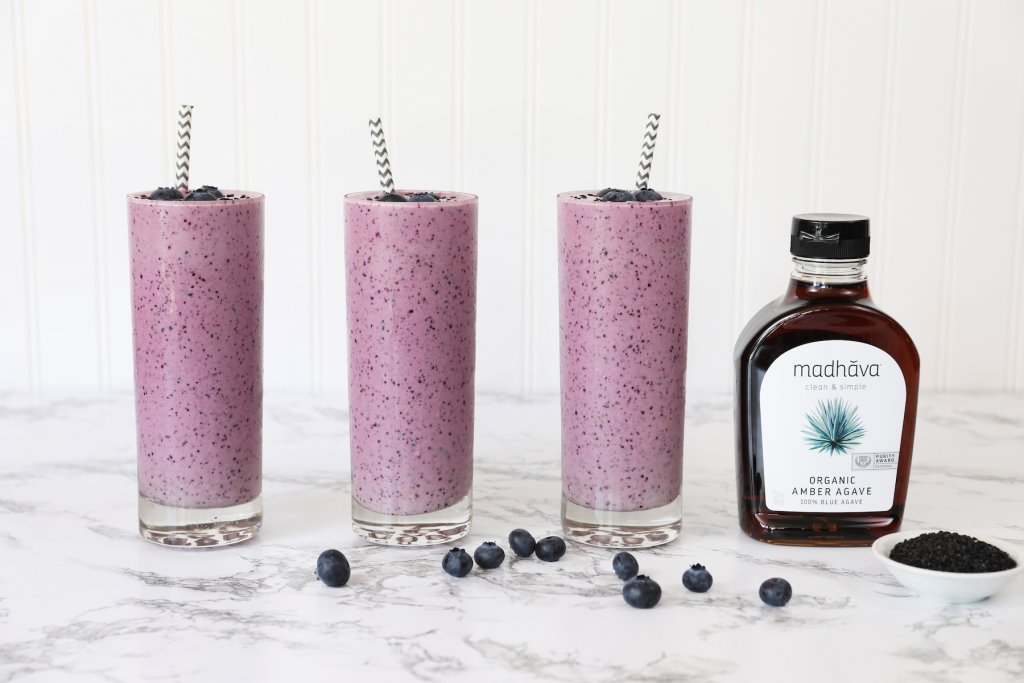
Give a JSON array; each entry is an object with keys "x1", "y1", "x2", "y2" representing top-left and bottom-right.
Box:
[
  {"x1": 1008, "y1": 111, "x2": 1024, "y2": 391},
  {"x1": 159, "y1": 0, "x2": 173, "y2": 181},
  {"x1": 594, "y1": 0, "x2": 609, "y2": 185},
  {"x1": 937, "y1": 0, "x2": 973, "y2": 390},
  {"x1": 665, "y1": 0, "x2": 683, "y2": 191},
  {"x1": 875, "y1": 0, "x2": 902, "y2": 296},
  {"x1": 808, "y1": 0, "x2": 830, "y2": 208},
  {"x1": 521, "y1": 0, "x2": 538, "y2": 396},
  {"x1": 306, "y1": 0, "x2": 322, "y2": 393},
  {"x1": 452, "y1": 0, "x2": 465, "y2": 189},
  {"x1": 731, "y1": 0, "x2": 756, "y2": 336},
  {"x1": 11, "y1": 0, "x2": 39, "y2": 391},
  {"x1": 233, "y1": 0, "x2": 248, "y2": 188},
  {"x1": 83, "y1": 0, "x2": 109, "y2": 392},
  {"x1": 381, "y1": 0, "x2": 392, "y2": 145}
]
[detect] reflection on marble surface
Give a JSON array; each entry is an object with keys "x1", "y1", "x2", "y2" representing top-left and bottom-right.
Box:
[{"x1": 0, "y1": 392, "x2": 1022, "y2": 682}]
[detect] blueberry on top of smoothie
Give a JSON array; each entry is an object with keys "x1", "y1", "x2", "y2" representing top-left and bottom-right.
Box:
[
  {"x1": 377, "y1": 192, "x2": 408, "y2": 202},
  {"x1": 148, "y1": 187, "x2": 182, "y2": 200},
  {"x1": 183, "y1": 189, "x2": 219, "y2": 201},
  {"x1": 408, "y1": 192, "x2": 439, "y2": 202},
  {"x1": 597, "y1": 187, "x2": 622, "y2": 198},
  {"x1": 198, "y1": 185, "x2": 225, "y2": 199},
  {"x1": 598, "y1": 189, "x2": 635, "y2": 202},
  {"x1": 634, "y1": 188, "x2": 663, "y2": 202}
]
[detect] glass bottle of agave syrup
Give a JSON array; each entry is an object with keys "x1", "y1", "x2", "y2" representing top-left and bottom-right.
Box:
[{"x1": 734, "y1": 214, "x2": 920, "y2": 546}]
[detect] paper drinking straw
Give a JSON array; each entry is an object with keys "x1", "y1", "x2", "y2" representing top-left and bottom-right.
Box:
[
  {"x1": 368, "y1": 117, "x2": 396, "y2": 194},
  {"x1": 635, "y1": 113, "x2": 661, "y2": 191},
  {"x1": 175, "y1": 104, "x2": 194, "y2": 192}
]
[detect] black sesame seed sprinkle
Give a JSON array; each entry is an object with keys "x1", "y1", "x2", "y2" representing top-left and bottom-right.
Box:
[{"x1": 889, "y1": 531, "x2": 1017, "y2": 573}]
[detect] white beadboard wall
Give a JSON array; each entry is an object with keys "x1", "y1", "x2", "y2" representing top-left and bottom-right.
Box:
[{"x1": 2, "y1": 0, "x2": 1024, "y2": 398}]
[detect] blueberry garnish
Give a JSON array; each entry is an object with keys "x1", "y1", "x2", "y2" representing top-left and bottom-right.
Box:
[
  {"x1": 599, "y1": 189, "x2": 635, "y2": 202},
  {"x1": 622, "y1": 575, "x2": 662, "y2": 609},
  {"x1": 407, "y1": 192, "x2": 439, "y2": 202},
  {"x1": 508, "y1": 529, "x2": 536, "y2": 558},
  {"x1": 315, "y1": 549, "x2": 351, "y2": 587},
  {"x1": 634, "y1": 188, "x2": 663, "y2": 202},
  {"x1": 612, "y1": 552, "x2": 639, "y2": 581},
  {"x1": 759, "y1": 577, "x2": 792, "y2": 607},
  {"x1": 148, "y1": 187, "x2": 181, "y2": 200},
  {"x1": 377, "y1": 192, "x2": 408, "y2": 202},
  {"x1": 596, "y1": 187, "x2": 620, "y2": 198},
  {"x1": 442, "y1": 548, "x2": 474, "y2": 578},
  {"x1": 198, "y1": 185, "x2": 224, "y2": 198},
  {"x1": 473, "y1": 542, "x2": 505, "y2": 570},
  {"x1": 682, "y1": 563, "x2": 713, "y2": 593},
  {"x1": 534, "y1": 536, "x2": 567, "y2": 562},
  {"x1": 183, "y1": 190, "x2": 218, "y2": 201}
]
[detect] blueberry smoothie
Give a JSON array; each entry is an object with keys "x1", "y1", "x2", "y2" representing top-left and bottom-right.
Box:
[
  {"x1": 558, "y1": 189, "x2": 692, "y2": 547},
  {"x1": 345, "y1": 190, "x2": 477, "y2": 545},
  {"x1": 128, "y1": 188, "x2": 263, "y2": 546}
]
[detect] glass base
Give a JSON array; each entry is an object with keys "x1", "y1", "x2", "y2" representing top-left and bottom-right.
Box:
[
  {"x1": 561, "y1": 494, "x2": 681, "y2": 548},
  {"x1": 138, "y1": 494, "x2": 262, "y2": 548},
  {"x1": 352, "y1": 493, "x2": 471, "y2": 546}
]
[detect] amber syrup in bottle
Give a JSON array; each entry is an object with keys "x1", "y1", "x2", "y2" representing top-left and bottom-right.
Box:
[{"x1": 734, "y1": 214, "x2": 919, "y2": 546}]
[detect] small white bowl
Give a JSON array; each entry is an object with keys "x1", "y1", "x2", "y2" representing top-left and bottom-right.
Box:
[{"x1": 873, "y1": 530, "x2": 1022, "y2": 603}]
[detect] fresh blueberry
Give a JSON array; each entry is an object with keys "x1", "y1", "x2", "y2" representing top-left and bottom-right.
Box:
[
  {"x1": 599, "y1": 189, "x2": 635, "y2": 202},
  {"x1": 682, "y1": 564, "x2": 713, "y2": 593},
  {"x1": 612, "y1": 552, "x2": 639, "y2": 581},
  {"x1": 377, "y1": 192, "x2": 408, "y2": 202},
  {"x1": 596, "y1": 187, "x2": 622, "y2": 198},
  {"x1": 759, "y1": 578, "x2": 792, "y2": 607},
  {"x1": 442, "y1": 548, "x2": 474, "y2": 577},
  {"x1": 315, "y1": 549, "x2": 351, "y2": 587},
  {"x1": 148, "y1": 187, "x2": 181, "y2": 200},
  {"x1": 407, "y1": 192, "x2": 438, "y2": 202},
  {"x1": 473, "y1": 542, "x2": 505, "y2": 569},
  {"x1": 634, "y1": 188, "x2": 663, "y2": 202},
  {"x1": 508, "y1": 529, "x2": 536, "y2": 557},
  {"x1": 198, "y1": 185, "x2": 224, "y2": 198},
  {"x1": 534, "y1": 536, "x2": 567, "y2": 562},
  {"x1": 622, "y1": 575, "x2": 662, "y2": 609},
  {"x1": 183, "y1": 190, "x2": 218, "y2": 201}
]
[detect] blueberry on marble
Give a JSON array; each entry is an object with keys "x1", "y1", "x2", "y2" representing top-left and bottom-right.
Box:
[
  {"x1": 508, "y1": 529, "x2": 536, "y2": 557},
  {"x1": 622, "y1": 575, "x2": 662, "y2": 609},
  {"x1": 534, "y1": 536, "x2": 567, "y2": 562},
  {"x1": 634, "y1": 188, "x2": 663, "y2": 202},
  {"x1": 473, "y1": 542, "x2": 505, "y2": 569},
  {"x1": 682, "y1": 564, "x2": 713, "y2": 593},
  {"x1": 183, "y1": 189, "x2": 218, "y2": 201},
  {"x1": 377, "y1": 192, "x2": 408, "y2": 202},
  {"x1": 198, "y1": 185, "x2": 225, "y2": 198},
  {"x1": 612, "y1": 552, "x2": 639, "y2": 581},
  {"x1": 442, "y1": 548, "x2": 474, "y2": 577},
  {"x1": 316, "y1": 549, "x2": 351, "y2": 587},
  {"x1": 759, "y1": 578, "x2": 792, "y2": 607},
  {"x1": 408, "y1": 192, "x2": 438, "y2": 202},
  {"x1": 599, "y1": 189, "x2": 635, "y2": 202},
  {"x1": 148, "y1": 187, "x2": 181, "y2": 200}
]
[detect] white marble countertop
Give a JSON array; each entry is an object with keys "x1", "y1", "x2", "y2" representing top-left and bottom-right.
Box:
[{"x1": 1, "y1": 392, "x2": 1022, "y2": 682}]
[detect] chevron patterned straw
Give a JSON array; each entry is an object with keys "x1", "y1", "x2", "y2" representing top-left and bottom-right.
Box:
[
  {"x1": 368, "y1": 117, "x2": 395, "y2": 194},
  {"x1": 635, "y1": 113, "x2": 661, "y2": 191},
  {"x1": 175, "y1": 104, "x2": 194, "y2": 192}
]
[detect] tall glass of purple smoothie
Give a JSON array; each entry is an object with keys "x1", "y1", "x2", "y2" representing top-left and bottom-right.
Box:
[
  {"x1": 128, "y1": 190, "x2": 264, "y2": 547},
  {"x1": 558, "y1": 190, "x2": 692, "y2": 547},
  {"x1": 345, "y1": 190, "x2": 477, "y2": 545}
]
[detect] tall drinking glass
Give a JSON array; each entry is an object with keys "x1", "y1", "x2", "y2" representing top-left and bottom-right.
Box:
[
  {"x1": 345, "y1": 191, "x2": 477, "y2": 545},
  {"x1": 558, "y1": 191, "x2": 692, "y2": 547}
]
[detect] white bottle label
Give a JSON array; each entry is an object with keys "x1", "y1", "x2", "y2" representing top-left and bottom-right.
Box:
[{"x1": 760, "y1": 340, "x2": 905, "y2": 513}]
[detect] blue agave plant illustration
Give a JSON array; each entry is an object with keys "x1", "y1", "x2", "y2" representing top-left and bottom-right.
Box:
[{"x1": 802, "y1": 397, "x2": 866, "y2": 455}]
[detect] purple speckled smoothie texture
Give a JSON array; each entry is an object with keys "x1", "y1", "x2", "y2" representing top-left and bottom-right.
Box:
[
  {"x1": 128, "y1": 192, "x2": 263, "y2": 509},
  {"x1": 345, "y1": 191, "x2": 477, "y2": 516},
  {"x1": 558, "y1": 192, "x2": 692, "y2": 511}
]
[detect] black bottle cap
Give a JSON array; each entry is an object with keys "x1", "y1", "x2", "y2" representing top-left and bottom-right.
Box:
[{"x1": 790, "y1": 213, "x2": 870, "y2": 260}]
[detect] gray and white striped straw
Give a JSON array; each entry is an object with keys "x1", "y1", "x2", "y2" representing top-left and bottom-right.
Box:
[
  {"x1": 635, "y1": 112, "x2": 661, "y2": 191},
  {"x1": 175, "y1": 104, "x2": 194, "y2": 192},
  {"x1": 368, "y1": 117, "x2": 395, "y2": 194}
]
